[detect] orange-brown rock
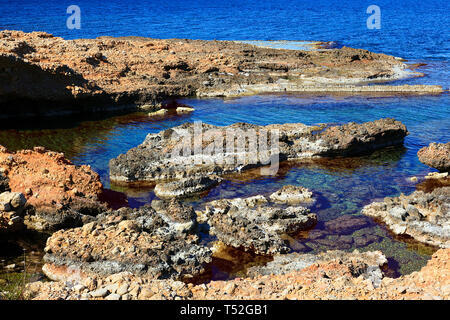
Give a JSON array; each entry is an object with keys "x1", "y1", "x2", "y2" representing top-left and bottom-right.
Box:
[
  {"x1": 0, "y1": 30, "x2": 424, "y2": 118},
  {"x1": 0, "y1": 145, "x2": 106, "y2": 231},
  {"x1": 418, "y1": 142, "x2": 450, "y2": 172}
]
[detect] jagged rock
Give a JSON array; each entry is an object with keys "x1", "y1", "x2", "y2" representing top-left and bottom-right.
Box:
[
  {"x1": 269, "y1": 185, "x2": 313, "y2": 204},
  {"x1": 0, "y1": 146, "x2": 107, "y2": 232},
  {"x1": 110, "y1": 118, "x2": 408, "y2": 183},
  {"x1": 418, "y1": 142, "x2": 450, "y2": 172},
  {"x1": 0, "y1": 191, "x2": 27, "y2": 233},
  {"x1": 42, "y1": 199, "x2": 212, "y2": 281},
  {"x1": 29, "y1": 249, "x2": 450, "y2": 300},
  {"x1": 154, "y1": 176, "x2": 222, "y2": 199},
  {"x1": 362, "y1": 187, "x2": 450, "y2": 248},
  {"x1": 203, "y1": 196, "x2": 317, "y2": 254},
  {"x1": 247, "y1": 250, "x2": 387, "y2": 288}
]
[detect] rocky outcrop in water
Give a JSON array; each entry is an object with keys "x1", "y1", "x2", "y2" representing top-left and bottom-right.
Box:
[
  {"x1": 269, "y1": 185, "x2": 314, "y2": 204},
  {"x1": 0, "y1": 146, "x2": 107, "y2": 232},
  {"x1": 362, "y1": 187, "x2": 450, "y2": 248},
  {"x1": 203, "y1": 195, "x2": 317, "y2": 254},
  {"x1": 42, "y1": 199, "x2": 212, "y2": 281},
  {"x1": 26, "y1": 248, "x2": 450, "y2": 300},
  {"x1": 247, "y1": 250, "x2": 387, "y2": 287},
  {"x1": 110, "y1": 118, "x2": 408, "y2": 184},
  {"x1": 418, "y1": 142, "x2": 450, "y2": 172},
  {"x1": 0, "y1": 31, "x2": 434, "y2": 118},
  {"x1": 154, "y1": 176, "x2": 222, "y2": 199}
]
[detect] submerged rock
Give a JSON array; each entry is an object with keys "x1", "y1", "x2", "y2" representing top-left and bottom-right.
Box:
[
  {"x1": 154, "y1": 176, "x2": 222, "y2": 199},
  {"x1": 418, "y1": 142, "x2": 450, "y2": 172},
  {"x1": 110, "y1": 118, "x2": 408, "y2": 184},
  {"x1": 203, "y1": 195, "x2": 317, "y2": 254},
  {"x1": 362, "y1": 187, "x2": 450, "y2": 248},
  {"x1": 42, "y1": 199, "x2": 212, "y2": 281},
  {"x1": 269, "y1": 185, "x2": 314, "y2": 204},
  {"x1": 0, "y1": 146, "x2": 107, "y2": 232}
]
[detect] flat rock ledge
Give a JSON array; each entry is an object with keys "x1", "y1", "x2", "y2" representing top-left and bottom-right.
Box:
[
  {"x1": 203, "y1": 195, "x2": 317, "y2": 254},
  {"x1": 110, "y1": 118, "x2": 408, "y2": 184},
  {"x1": 247, "y1": 250, "x2": 387, "y2": 287},
  {"x1": 154, "y1": 176, "x2": 222, "y2": 199},
  {"x1": 418, "y1": 142, "x2": 450, "y2": 172},
  {"x1": 1, "y1": 31, "x2": 439, "y2": 118},
  {"x1": 42, "y1": 199, "x2": 212, "y2": 281},
  {"x1": 26, "y1": 248, "x2": 450, "y2": 300},
  {"x1": 0, "y1": 146, "x2": 107, "y2": 232},
  {"x1": 362, "y1": 187, "x2": 450, "y2": 248}
]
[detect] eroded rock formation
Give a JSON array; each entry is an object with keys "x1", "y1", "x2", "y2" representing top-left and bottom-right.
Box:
[
  {"x1": 26, "y1": 249, "x2": 450, "y2": 300},
  {"x1": 154, "y1": 176, "x2": 222, "y2": 199},
  {"x1": 1, "y1": 31, "x2": 437, "y2": 118},
  {"x1": 0, "y1": 146, "x2": 106, "y2": 232},
  {"x1": 110, "y1": 118, "x2": 408, "y2": 184},
  {"x1": 418, "y1": 142, "x2": 450, "y2": 172},
  {"x1": 203, "y1": 195, "x2": 317, "y2": 254},
  {"x1": 362, "y1": 187, "x2": 450, "y2": 248},
  {"x1": 42, "y1": 200, "x2": 212, "y2": 281}
]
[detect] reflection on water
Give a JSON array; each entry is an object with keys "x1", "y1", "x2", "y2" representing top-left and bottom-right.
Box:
[{"x1": 0, "y1": 74, "x2": 449, "y2": 279}]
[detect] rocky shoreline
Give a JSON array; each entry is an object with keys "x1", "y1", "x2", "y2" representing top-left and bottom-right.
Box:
[
  {"x1": 26, "y1": 248, "x2": 450, "y2": 300},
  {"x1": 1, "y1": 30, "x2": 449, "y2": 301},
  {"x1": 0, "y1": 31, "x2": 443, "y2": 118}
]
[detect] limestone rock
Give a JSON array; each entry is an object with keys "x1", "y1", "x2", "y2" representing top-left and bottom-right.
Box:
[
  {"x1": 362, "y1": 187, "x2": 450, "y2": 248},
  {"x1": 418, "y1": 142, "x2": 450, "y2": 172},
  {"x1": 110, "y1": 119, "x2": 408, "y2": 184},
  {"x1": 42, "y1": 199, "x2": 212, "y2": 281},
  {"x1": 154, "y1": 176, "x2": 222, "y2": 199},
  {"x1": 203, "y1": 196, "x2": 317, "y2": 254}
]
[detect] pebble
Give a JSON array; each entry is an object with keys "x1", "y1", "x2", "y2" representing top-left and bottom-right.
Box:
[
  {"x1": 105, "y1": 293, "x2": 121, "y2": 300},
  {"x1": 90, "y1": 288, "x2": 109, "y2": 298}
]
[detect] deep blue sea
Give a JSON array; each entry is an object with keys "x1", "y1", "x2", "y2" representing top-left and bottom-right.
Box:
[
  {"x1": 0, "y1": 0, "x2": 449, "y2": 278},
  {"x1": 1, "y1": 0, "x2": 449, "y2": 60}
]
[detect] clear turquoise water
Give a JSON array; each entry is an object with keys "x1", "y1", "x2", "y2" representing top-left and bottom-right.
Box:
[{"x1": 0, "y1": 0, "x2": 449, "y2": 278}]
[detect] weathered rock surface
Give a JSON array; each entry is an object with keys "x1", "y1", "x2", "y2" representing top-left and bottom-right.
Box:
[
  {"x1": 0, "y1": 146, "x2": 107, "y2": 232},
  {"x1": 269, "y1": 185, "x2": 314, "y2": 204},
  {"x1": 247, "y1": 250, "x2": 387, "y2": 287},
  {"x1": 0, "y1": 190, "x2": 27, "y2": 233},
  {"x1": 27, "y1": 248, "x2": 450, "y2": 300},
  {"x1": 362, "y1": 187, "x2": 450, "y2": 248},
  {"x1": 418, "y1": 142, "x2": 450, "y2": 172},
  {"x1": 110, "y1": 118, "x2": 408, "y2": 183},
  {"x1": 203, "y1": 195, "x2": 317, "y2": 254},
  {"x1": 1, "y1": 31, "x2": 436, "y2": 118},
  {"x1": 42, "y1": 199, "x2": 212, "y2": 281},
  {"x1": 154, "y1": 176, "x2": 222, "y2": 199}
]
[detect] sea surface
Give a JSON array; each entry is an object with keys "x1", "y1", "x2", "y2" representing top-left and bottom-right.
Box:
[{"x1": 0, "y1": 0, "x2": 449, "y2": 282}]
